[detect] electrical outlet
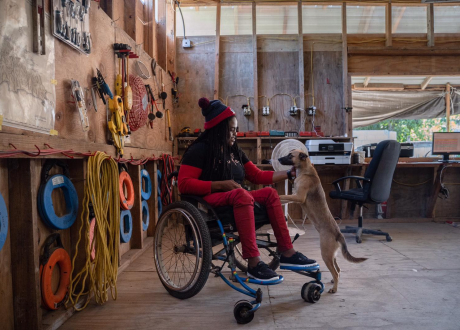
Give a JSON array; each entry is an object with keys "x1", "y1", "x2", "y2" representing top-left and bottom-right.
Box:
[
  {"x1": 307, "y1": 106, "x2": 316, "y2": 116},
  {"x1": 289, "y1": 106, "x2": 298, "y2": 116},
  {"x1": 243, "y1": 104, "x2": 251, "y2": 116},
  {"x1": 262, "y1": 106, "x2": 270, "y2": 116},
  {"x1": 182, "y1": 38, "x2": 191, "y2": 48}
]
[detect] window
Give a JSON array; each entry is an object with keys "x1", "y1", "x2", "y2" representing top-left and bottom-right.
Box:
[
  {"x1": 176, "y1": 6, "x2": 217, "y2": 37},
  {"x1": 347, "y1": 5, "x2": 385, "y2": 34},
  {"x1": 302, "y1": 5, "x2": 342, "y2": 34},
  {"x1": 434, "y1": 5, "x2": 460, "y2": 33},
  {"x1": 221, "y1": 5, "x2": 252, "y2": 35},
  {"x1": 256, "y1": 5, "x2": 298, "y2": 35},
  {"x1": 392, "y1": 6, "x2": 427, "y2": 34}
]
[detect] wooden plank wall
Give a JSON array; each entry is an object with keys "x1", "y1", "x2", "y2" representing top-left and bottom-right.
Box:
[
  {"x1": 174, "y1": 33, "x2": 345, "y2": 138},
  {"x1": 0, "y1": 161, "x2": 13, "y2": 330}
]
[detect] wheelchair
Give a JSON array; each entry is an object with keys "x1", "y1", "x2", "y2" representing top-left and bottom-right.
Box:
[{"x1": 154, "y1": 190, "x2": 325, "y2": 324}]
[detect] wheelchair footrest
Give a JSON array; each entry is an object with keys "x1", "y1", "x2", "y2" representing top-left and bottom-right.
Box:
[
  {"x1": 238, "y1": 275, "x2": 284, "y2": 286},
  {"x1": 280, "y1": 263, "x2": 320, "y2": 271}
]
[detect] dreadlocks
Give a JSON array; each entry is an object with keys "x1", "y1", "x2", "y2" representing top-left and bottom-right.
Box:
[{"x1": 181, "y1": 116, "x2": 243, "y2": 181}]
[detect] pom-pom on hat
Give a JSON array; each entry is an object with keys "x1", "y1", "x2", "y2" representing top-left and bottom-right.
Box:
[{"x1": 198, "y1": 97, "x2": 235, "y2": 130}]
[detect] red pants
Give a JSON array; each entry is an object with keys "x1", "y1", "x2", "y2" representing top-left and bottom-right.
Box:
[{"x1": 204, "y1": 187, "x2": 293, "y2": 259}]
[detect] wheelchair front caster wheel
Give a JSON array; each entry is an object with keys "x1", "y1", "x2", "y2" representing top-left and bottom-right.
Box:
[
  {"x1": 356, "y1": 236, "x2": 362, "y2": 244},
  {"x1": 301, "y1": 283, "x2": 321, "y2": 303},
  {"x1": 386, "y1": 235, "x2": 392, "y2": 242},
  {"x1": 234, "y1": 300, "x2": 255, "y2": 324}
]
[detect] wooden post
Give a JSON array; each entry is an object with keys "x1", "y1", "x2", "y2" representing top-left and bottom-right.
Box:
[
  {"x1": 385, "y1": 2, "x2": 392, "y2": 47},
  {"x1": 427, "y1": 3, "x2": 434, "y2": 47},
  {"x1": 342, "y1": 3, "x2": 351, "y2": 137},
  {"x1": 8, "y1": 159, "x2": 42, "y2": 329},
  {"x1": 214, "y1": 3, "x2": 221, "y2": 100},
  {"x1": 252, "y1": 2, "x2": 259, "y2": 132},
  {"x1": 298, "y1": 1, "x2": 305, "y2": 132},
  {"x1": 129, "y1": 165, "x2": 143, "y2": 249},
  {"x1": 144, "y1": 0, "x2": 155, "y2": 57},
  {"x1": 446, "y1": 83, "x2": 451, "y2": 132},
  {"x1": 124, "y1": 0, "x2": 138, "y2": 42}
]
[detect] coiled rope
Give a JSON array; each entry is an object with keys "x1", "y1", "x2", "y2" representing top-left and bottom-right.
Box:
[{"x1": 66, "y1": 151, "x2": 120, "y2": 311}]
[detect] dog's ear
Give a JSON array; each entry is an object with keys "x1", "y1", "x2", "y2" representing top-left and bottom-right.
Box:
[{"x1": 299, "y1": 152, "x2": 308, "y2": 161}]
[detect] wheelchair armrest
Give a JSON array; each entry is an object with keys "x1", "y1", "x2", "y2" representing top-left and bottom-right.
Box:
[{"x1": 332, "y1": 176, "x2": 370, "y2": 191}]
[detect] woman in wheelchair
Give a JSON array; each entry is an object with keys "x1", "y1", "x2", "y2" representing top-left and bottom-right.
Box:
[{"x1": 178, "y1": 98, "x2": 317, "y2": 281}]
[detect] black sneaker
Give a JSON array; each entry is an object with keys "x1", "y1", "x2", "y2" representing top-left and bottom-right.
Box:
[
  {"x1": 247, "y1": 261, "x2": 280, "y2": 281},
  {"x1": 280, "y1": 252, "x2": 317, "y2": 267}
]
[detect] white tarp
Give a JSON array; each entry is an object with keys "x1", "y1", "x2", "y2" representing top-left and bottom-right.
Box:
[
  {"x1": 0, "y1": 0, "x2": 56, "y2": 134},
  {"x1": 352, "y1": 90, "x2": 460, "y2": 128}
]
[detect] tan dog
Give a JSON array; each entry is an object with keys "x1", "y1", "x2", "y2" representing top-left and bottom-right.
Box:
[{"x1": 278, "y1": 149, "x2": 367, "y2": 293}]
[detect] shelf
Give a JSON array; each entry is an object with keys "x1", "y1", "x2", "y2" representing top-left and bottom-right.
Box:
[{"x1": 177, "y1": 136, "x2": 352, "y2": 141}]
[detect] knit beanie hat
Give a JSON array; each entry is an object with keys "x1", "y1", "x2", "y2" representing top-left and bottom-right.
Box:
[{"x1": 198, "y1": 97, "x2": 235, "y2": 130}]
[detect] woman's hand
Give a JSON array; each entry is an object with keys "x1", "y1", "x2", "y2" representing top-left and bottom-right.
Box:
[{"x1": 211, "y1": 180, "x2": 241, "y2": 192}]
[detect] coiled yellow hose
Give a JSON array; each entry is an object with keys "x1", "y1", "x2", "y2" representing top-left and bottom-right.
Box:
[{"x1": 66, "y1": 151, "x2": 120, "y2": 311}]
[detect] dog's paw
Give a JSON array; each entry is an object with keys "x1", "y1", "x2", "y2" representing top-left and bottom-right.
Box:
[{"x1": 328, "y1": 288, "x2": 337, "y2": 294}]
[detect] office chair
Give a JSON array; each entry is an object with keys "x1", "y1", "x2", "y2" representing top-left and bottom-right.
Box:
[{"x1": 329, "y1": 140, "x2": 401, "y2": 243}]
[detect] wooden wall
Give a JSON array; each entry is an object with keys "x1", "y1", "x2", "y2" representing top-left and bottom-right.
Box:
[
  {"x1": 1, "y1": 3, "x2": 174, "y2": 155},
  {"x1": 0, "y1": 161, "x2": 13, "y2": 330},
  {"x1": 174, "y1": 35, "x2": 345, "y2": 138}
]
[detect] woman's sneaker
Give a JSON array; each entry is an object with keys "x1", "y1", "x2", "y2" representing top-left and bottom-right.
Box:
[
  {"x1": 247, "y1": 261, "x2": 279, "y2": 281},
  {"x1": 280, "y1": 252, "x2": 317, "y2": 267}
]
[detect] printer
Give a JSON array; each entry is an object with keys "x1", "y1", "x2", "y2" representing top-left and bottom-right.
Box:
[
  {"x1": 359, "y1": 142, "x2": 414, "y2": 158},
  {"x1": 305, "y1": 140, "x2": 353, "y2": 165}
]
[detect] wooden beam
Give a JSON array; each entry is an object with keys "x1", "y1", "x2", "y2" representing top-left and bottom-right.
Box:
[
  {"x1": 156, "y1": 0, "x2": 167, "y2": 69},
  {"x1": 298, "y1": 1, "x2": 305, "y2": 132},
  {"x1": 124, "y1": 0, "x2": 137, "y2": 42},
  {"x1": 427, "y1": 3, "x2": 434, "y2": 47},
  {"x1": 342, "y1": 2, "x2": 351, "y2": 137},
  {"x1": 446, "y1": 83, "x2": 451, "y2": 132},
  {"x1": 348, "y1": 47, "x2": 460, "y2": 56},
  {"x1": 214, "y1": 3, "x2": 221, "y2": 100},
  {"x1": 363, "y1": 76, "x2": 371, "y2": 87},
  {"x1": 144, "y1": 0, "x2": 155, "y2": 57},
  {"x1": 363, "y1": 6, "x2": 376, "y2": 34},
  {"x1": 129, "y1": 164, "x2": 143, "y2": 249},
  {"x1": 0, "y1": 132, "x2": 171, "y2": 159},
  {"x1": 166, "y1": 0, "x2": 176, "y2": 73},
  {"x1": 8, "y1": 159, "x2": 42, "y2": 329},
  {"x1": 385, "y1": 3, "x2": 392, "y2": 47},
  {"x1": 392, "y1": 6, "x2": 406, "y2": 33},
  {"x1": 353, "y1": 83, "x2": 405, "y2": 91},
  {"x1": 421, "y1": 76, "x2": 433, "y2": 90},
  {"x1": 252, "y1": 2, "x2": 259, "y2": 132},
  {"x1": 348, "y1": 55, "x2": 460, "y2": 76}
]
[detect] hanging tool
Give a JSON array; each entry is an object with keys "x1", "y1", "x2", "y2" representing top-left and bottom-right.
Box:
[
  {"x1": 145, "y1": 85, "x2": 155, "y2": 128},
  {"x1": 166, "y1": 109, "x2": 173, "y2": 141},
  {"x1": 71, "y1": 80, "x2": 89, "y2": 132},
  {"x1": 160, "y1": 84, "x2": 168, "y2": 110},
  {"x1": 124, "y1": 54, "x2": 133, "y2": 112},
  {"x1": 168, "y1": 71, "x2": 179, "y2": 104},
  {"x1": 146, "y1": 84, "x2": 163, "y2": 120},
  {"x1": 90, "y1": 87, "x2": 98, "y2": 112}
]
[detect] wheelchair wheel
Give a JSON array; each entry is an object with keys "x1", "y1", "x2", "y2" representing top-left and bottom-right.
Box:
[
  {"x1": 154, "y1": 201, "x2": 212, "y2": 299},
  {"x1": 234, "y1": 242, "x2": 279, "y2": 273}
]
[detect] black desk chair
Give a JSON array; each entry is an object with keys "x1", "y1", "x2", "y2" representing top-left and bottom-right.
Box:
[{"x1": 329, "y1": 140, "x2": 401, "y2": 243}]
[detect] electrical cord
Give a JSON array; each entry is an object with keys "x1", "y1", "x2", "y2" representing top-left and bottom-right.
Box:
[
  {"x1": 66, "y1": 151, "x2": 120, "y2": 311},
  {"x1": 439, "y1": 165, "x2": 452, "y2": 200},
  {"x1": 175, "y1": 0, "x2": 186, "y2": 39}
]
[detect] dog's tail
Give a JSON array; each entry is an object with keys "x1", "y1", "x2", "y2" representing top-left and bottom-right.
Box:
[{"x1": 337, "y1": 234, "x2": 367, "y2": 263}]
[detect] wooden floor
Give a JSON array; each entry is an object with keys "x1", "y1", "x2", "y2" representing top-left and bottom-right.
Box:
[{"x1": 61, "y1": 222, "x2": 460, "y2": 329}]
